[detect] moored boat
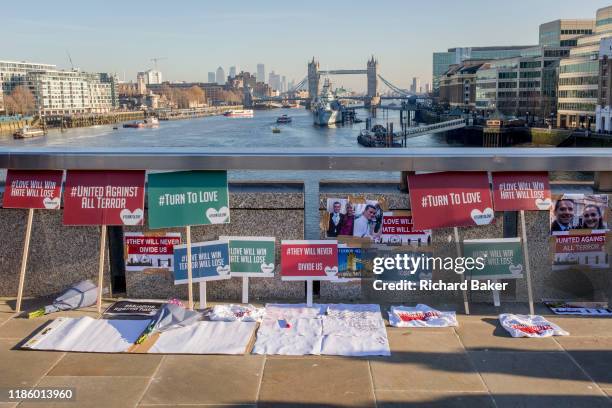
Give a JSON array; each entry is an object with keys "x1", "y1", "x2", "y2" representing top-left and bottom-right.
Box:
[
  {"x1": 276, "y1": 114, "x2": 292, "y2": 124},
  {"x1": 312, "y1": 78, "x2": 344, "y2": 126},
  {"x1": 224, "y1": 109, "x2": 254, "y2": 118},
  {"x1": 13, "y1": 126, "x2": 45, "y2": 139}
]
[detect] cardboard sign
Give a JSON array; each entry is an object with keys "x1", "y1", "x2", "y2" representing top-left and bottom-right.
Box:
[
  {"x1": 173, "y1": 240, "x2": 231, "y2": 284},
  {"x1": 380, "y1": 211, "x2": 432, "y2": 245},
  {"x1": 147, "y1": 170, "x2": 230, "y2": 229},
  {"x1": 552, "y1": 233, "x2": 609, "y2": 270},
  {"x1": 221, "y1": 236, "x2": 276, "y2": 277},
  {"x1": 124, "y1": 232, "x2": 181, "y2": 272},
  {"x1": 463, "y1": 238, "x2": 524, "y2": 280},
  {"x1": 281, "y1": 240, "x2": 338, "y2": 280},
  {"x1": 492, "y1": 172, "x2": 551, "y2": 211},
  {"x1": 3, "y1": 170, "x2": 63, "y2": 209},
  {"x1": 408, "y1": 172, "x2": 494, "y2": 230},
  {"x1": 337, "y1": 246, "x2": 363, "y2": 280},
  {"x1": 63, "y1": 170, "x2": 146, "y2": 226}
]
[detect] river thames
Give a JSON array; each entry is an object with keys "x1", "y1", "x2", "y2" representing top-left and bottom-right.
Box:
[{"x1": 0, "y1": 107, "x2": 459, "y2": 237}]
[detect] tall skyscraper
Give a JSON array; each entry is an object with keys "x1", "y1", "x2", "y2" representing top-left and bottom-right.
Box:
[
  {"x1": 216, "y1": 66, "x2": 225, "y2": 85},
  {"x1": 257, "y1": 64, "x2": 265, "y2": 83},
  {"x1": 281, "y1": 76, "x2": 287, "y2": 93},
  {"x1": 410, "y1": 77, "x2": 418, "y2": 94},
  {"x1": 229, "y1": 66, "x2": 237, "y2": 79},
  {"x1": 268, "y1": 71, "x2": 281, "y2": 91},
  {"x1": 208, "y1": 72, "x2": 215, "y2": 83}
]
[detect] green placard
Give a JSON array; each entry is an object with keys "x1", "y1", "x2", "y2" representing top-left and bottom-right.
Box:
[
  {"x1": 148, "y1": 171, "x2": 230, "y2": 229},
  {"x1": 222, "y1": 236, "x2": 276, "y2": 277},
  {"x1": 463, "y1": 238, "x2": 524, "y2": 280}
]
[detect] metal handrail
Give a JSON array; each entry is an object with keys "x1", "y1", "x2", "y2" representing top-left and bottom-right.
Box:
[{"x1": 1, "y1": 147, "x2": 612, "y2": 171}]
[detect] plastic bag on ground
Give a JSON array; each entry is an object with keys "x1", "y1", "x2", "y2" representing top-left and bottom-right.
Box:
[
  {"x1": 29, "y1": 280, "x2": 98, "y2": 318},
  {"x1": 389, "y1": 304, "x2": 458, "y2": 328},
  {"x1": 209, "y1": 304, "x2": 265, "y2": 322},
  {"x1": 499, "y1": 313, "x2": 569, "y2": 338}
]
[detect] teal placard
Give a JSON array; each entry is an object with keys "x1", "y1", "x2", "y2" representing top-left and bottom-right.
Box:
[
  {"x1": 463, "y1": 238, "x2": 524, "y2": 280},
  {"x1": 222, "y1": 236, "x2": 276, "y2": 277},
  {"x1": 147, "y1": 171, "x2": 230, "y2": 229}
]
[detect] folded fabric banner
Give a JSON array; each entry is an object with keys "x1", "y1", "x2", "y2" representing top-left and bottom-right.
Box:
[
  {"x1": 253, "y1": 304, "x2": 390, "y2": 356},
  {"x1": 499, "y1": 314, "x2": 569, "y2": 338},
  {"x1": 209, "y1": 304, "x2": 265, "y2": 322},
  {"x1": 388, "y1": 305, "x2": 458, "y2": 328},
  {"x1": 545, "y1": 301, "x2": 612, "y2": 316},
  {"x1": 149, "y1": 321, "x2": 257, "y2": 354},
  {"x1": 22, "y1": 317, "x2": 151, "y2": 352}
]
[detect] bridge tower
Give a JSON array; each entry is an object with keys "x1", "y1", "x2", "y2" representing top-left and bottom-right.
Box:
[
  {"x1": 366, "y1": 56, "x2": 380, "y2": 108},
  {"x1": 307, "y1": 57, "x2": 320, "y2": 109},
  {"x1": 243, "y1": 85, "x2": 254, "y2": 108}
]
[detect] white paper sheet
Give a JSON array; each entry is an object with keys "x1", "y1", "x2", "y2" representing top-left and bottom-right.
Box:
[
  {"x1": 389, "y1": 305, "x2": 458, "y2": 328},
  {"x1": 23, "y1": 317, "x2": 150, "y2": 353},
  {"x1": 149, "y1": 321, "x2": 256, "y2": 354}
]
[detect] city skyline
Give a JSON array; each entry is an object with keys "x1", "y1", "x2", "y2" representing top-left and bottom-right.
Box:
[{"x1": 2, "y1": 0, "x2": 612, "y2": 91}]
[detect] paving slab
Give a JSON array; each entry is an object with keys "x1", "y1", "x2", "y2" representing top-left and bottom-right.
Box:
[
  {"x1": 455, "y1": 317, "x2": 563, "y2": 352},
  {"x1": 555, "y1": 336, "x2": 612, "y2": 388},
  {"x1": 375, "y1": 390, "x2": 495, "y2": 407},
  {"x1": 0, "y1": 317, "x2": 55, "y2": 341},
  {"x1": 371, "y1": 333, "x2": 486, "y2": 394},
  {"x1": 547, "y1": 316, "x2": 612, "y2": 337},
  {"x1": 0, "y1": 339, "x2": 63, "y2": 389},
  {"x1": 141, "y1": 355, "x2": 264, "y2": 406},
  {"x1": 258, "y1": 357, "x2": 375, "y2": 407},
  {"x1": 17, "y1": 376, "x2": 150, "y2": 408},
  {"x1": 469, "y1": 351, "x2": 606, "y2": 402},
  {"x1": 47, "y1": 353, "x2": 163, "y2": 377}
]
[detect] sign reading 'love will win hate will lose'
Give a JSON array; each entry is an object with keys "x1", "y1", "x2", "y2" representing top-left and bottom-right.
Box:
[
  {"x1": 462, "y1": 238, "x2": 524, "y2": 280},
  {"x1": 173, "y1": 240, "x2": 231, "y2": 284},
  {"x1": 147, "y1": 170, "x2": 230, "y2": 229},
  {"x1": 281, "y1": 240, "x2": 338, "y2": 280},
  {"x1": 408, "y1": 172, "x2": 494, "y2": 230},
  {"x1": 63, "y1": 170, "x2": 146, "y2": 226},
  {"x1": 492, "y1": 172, "x2": 551, "y2": 211},
  {"x1": 3, "y1": 170, "x2": 64, "y2": 210},
  {"x1": 221, "y1": 236, "x2": 276, "y2": 277}
]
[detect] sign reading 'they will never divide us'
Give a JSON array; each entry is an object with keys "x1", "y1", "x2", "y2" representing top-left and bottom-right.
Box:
[
  {"x1": 408, "y1": 172, "x2": 494, "y2": 230},
  {"x1": 3, "y1": 170, "x2": 64, "y2": 210},
  {"x1": 63, "y1": 170, "x2": 146, "y2": 225},
  {"x1": 147, "y1": 170, "x2": 230, "y2": 229}
]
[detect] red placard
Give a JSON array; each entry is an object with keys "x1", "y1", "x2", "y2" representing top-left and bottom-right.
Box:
[
  {"x1": 3, "y1": 170, "x2": 63, "y2": 209},
  {"x1": 281, "y1": 240, "x2": 338, "y2": 280},
  {"x1": 63, "y1": 170, "x2": 146, "y2": 226},
  {"x1": 492, "y1": 172, "x2": 551, "y2": 211},
  {"x1": 408, "y1": 172, "x2": 494, "y2": 230}
]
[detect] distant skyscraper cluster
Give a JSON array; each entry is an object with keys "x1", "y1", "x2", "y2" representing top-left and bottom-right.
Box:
[{"x1": 205, "y1": 63, "x2": 289, "y2": 92}]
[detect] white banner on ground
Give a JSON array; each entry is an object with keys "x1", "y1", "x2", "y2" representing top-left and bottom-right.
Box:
[
  {"x1": 209, "y1": 304, "x2": 265, "y2": 322},
  {"x1": 499, "y1": 314, "x2": 569, "y2": 338},
  {"x1": 388, "y1": 305, "x2": 458, "y2": 328},
  {"x1": 149, "y1": 321, "x2": 256, "y2": 354},
  {"x1": 22, "y1": 317, "x2": 151, "y2": 352}
]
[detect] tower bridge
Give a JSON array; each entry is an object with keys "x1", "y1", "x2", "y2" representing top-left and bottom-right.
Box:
[{"x1": 251, "y1": 56, "x2": 417, "y2": 108}]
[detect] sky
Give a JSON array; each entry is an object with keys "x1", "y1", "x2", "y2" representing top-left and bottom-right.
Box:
[{"x1": 2, "y1": 0, "x2": 611, "y2": 92}]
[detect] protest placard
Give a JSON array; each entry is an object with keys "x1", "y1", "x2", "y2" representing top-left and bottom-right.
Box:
[
  {"x1": 380, "y1": 211, "x2": 432, "y2": 245},
  {"x1": 3, "y1": 170, "x2": 63, "y2": 209},
  {"x1": 408, "y1": 172, "x2": 494, "y2": 230},
  {"x1": 463, "y1": 238, "x2": 524, "y2": 280},
  {"x1": 63, "y1": 170, "x2": 146, "y2": 226},
  {"x1": 124, "y1": 232, "x2": 181, "y2": 273},
  {"x1": 281, "y1": 240, "x2": 338, "y2": 280},
  {"x1": 173, "y1": 240, "x2": 231, "y2": 284},
  {"x1": 147, "y1": 170, "x2": 229, "y2": 229},
  {"x1": 492, "y1": 172, "x2": 551, "y2": 211}
]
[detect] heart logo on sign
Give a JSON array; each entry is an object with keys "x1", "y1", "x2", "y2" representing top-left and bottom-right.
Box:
[
  {"x1": 324, "y1": 266, "x2": 338, "y2": 276},
  {"x1": 216, "y1": 265, "x2": 231, "y2": 275},
  {"x1": 470, "y1": 208, "x2": 494, "y2": 226},
  {"x1": 260, "y1": 263, "x2": 275, "y2": 274},
  {"x1": 509, "y1": 264, "x2": 523, "y2": 274},
  {"x1": 206, "y1": 207, "x2": 230, "y2": 224},
  {"x1": 120, "y1": 208, "x2": 144, "y2": 225},
  {"x1": 43, "y1": 197, "x2": 60, "y2": 209},
  {"x1": 535, "y1": 198, "x2": 552, "y2": 210}
]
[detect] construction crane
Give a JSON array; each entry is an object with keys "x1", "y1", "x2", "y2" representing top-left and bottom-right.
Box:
[
  {"x1": 150, "y1": 57, "x2": 167, "y2": 70},
  {"x1": 66, "y1": 51, "x2": 74, "y2": 70}
]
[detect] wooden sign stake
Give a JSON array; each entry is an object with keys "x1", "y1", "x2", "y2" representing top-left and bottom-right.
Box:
[
  {"x1": 185, "y1": 225, "x2": 194, "y2": 310},
  {"x1": 454, "y1": 227, "x2": 470, "y2": 315},
  {"x1": 520, "y1": 210, "x2": 535, "y2": 315},
  {"x1": 242, "y1": 276, "x2": 249, "y2": 304},
  {"x1": 306, "y1": 280, "x2": 314, "y2": 307},
  {"x1": 96, "y1": 225, "x2": 107, "y2": 313},
  {"x1": 16, "y1": 208, "x2": 35, "y2": 313},
  {"x1": 199, "y1": 281, "x2": 207, "y2": 309},
  {"x1": 492, "y1": 279, "x2": 501, "y2": 307}
]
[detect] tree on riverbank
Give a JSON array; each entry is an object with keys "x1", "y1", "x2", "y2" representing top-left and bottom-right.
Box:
[{"x1": 3, "y1": 86, "x2": 36, "y2": 115}]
